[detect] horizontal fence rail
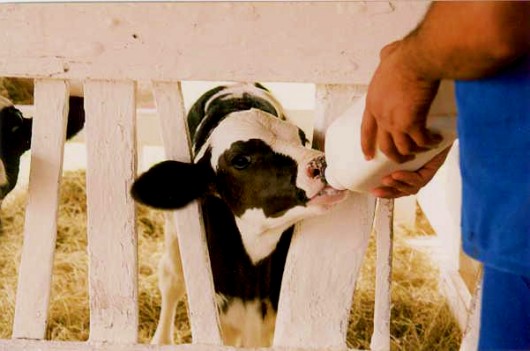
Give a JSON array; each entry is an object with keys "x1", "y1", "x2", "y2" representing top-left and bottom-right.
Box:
[
  {"x1": 0, "y1": 3, "x2": 428, "y2": 84},
  {"x1": 0, "y1": 339, "x2": 364, "y2": 351}
]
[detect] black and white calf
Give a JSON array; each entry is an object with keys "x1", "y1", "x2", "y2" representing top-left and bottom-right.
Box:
[
  {"x1": 0, "y1": 95, "x2": 85, "y2": 206},
  {"x1": 132, "y1": 83, "x2": 348, "y2": 346}
]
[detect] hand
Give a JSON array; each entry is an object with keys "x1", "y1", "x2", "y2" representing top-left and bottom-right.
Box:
[
  {"x1": 361, "y1": 40, "x2": 443, "y2": 163},
  {"x1": 371, "y1": 146, "x2": 451, "y2": 198}
]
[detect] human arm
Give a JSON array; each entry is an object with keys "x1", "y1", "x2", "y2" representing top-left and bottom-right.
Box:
[{"x1": 361, "y1": 1, "x2": 530, "y2": 163}]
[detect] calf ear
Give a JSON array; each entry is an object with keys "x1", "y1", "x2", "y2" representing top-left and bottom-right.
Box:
[
  {"x1": 1, "y1": 106, "x2": 32, "y2": 155},
  {"x1": 131, "y1": 160, "x2": 212, "y2": 209}
]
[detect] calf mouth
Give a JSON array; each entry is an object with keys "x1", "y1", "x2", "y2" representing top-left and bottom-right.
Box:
[{"x1": 307, "y1": 184, "x2": 348, "y2": 207}]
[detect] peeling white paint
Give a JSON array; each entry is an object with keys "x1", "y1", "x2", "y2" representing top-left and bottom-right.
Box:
[
  {"x1": 13, "y1": 80, "x2": 69, "y2": 339},
  {"x1": 84, "y1": 80, "x2": 138, "y2": 343},
  {"x1": 152, "y1": 81, "x2": 222, "y2": 345},
  {"x1": 0, "y1": 3, "x2": 429, "y2": 83}
]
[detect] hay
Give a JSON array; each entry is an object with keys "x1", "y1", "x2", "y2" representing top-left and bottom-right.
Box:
[
  {"x1": 0, "y1": 171, "x2": 188, "y2": 343},
  {"x1": 0, "y1": 78, "x2": 34, "y2": 105},
  {"x1": 0, "y1": 170, "x2": 460, "y2": 349},
  {"x1": 347, "y1": 225, "x2": 461, "y2": 350}
]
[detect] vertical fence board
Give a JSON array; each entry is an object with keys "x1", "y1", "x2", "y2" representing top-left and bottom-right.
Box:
[
  {"x1": 151, "y1": 81, "x2": 222, "y2": 345},
  {"x1": 84, "y1": 80, "x2": 138, "y2": 343},
  {"x1": 273, "y1": 85, "x2": 376, "y2": 349},
  {"x1": 460, "y1": 269, "x2": 483, "y2": 351},
  {"x1": 394, "y1": 195, "x2": 417, "y2": 228},
  {"x1": 12, "y1": 79, "x2": 69, "y2": 340},
  {"x1": 370, "y1": 199, "x2": 393, "y2": 351},
  {"x1": 417, "y1": 144, "x2": 461, "y2": 272}
]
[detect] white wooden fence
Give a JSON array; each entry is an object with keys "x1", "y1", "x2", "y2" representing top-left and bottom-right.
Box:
[{"x1": 0, "y1": 3, "x2": 479, "y2": 351}]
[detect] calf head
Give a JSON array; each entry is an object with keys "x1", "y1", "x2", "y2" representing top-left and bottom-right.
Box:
[
  {"x1": 0, "y1": 95, "x2": 85, "y2": 202},
  {"x1": 132, "y1": 84, "x2": 347, "y2": 263}
]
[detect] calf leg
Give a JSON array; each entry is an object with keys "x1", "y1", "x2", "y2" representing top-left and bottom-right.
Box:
[{"x1": 152, "y1": 213, "x2": 186, "y2": 345}]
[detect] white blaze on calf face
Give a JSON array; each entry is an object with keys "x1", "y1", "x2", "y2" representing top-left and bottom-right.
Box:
[
  {"x1": 204, "y1": 83, "x2": 285, "y2": 120},
  {"x1": 206, "y1": 109, "x2": 311, "y2": 169}
]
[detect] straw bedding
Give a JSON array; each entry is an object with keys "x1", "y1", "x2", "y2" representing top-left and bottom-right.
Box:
[
  {"x1": 0, "y1": 78, "x2": 33, "y2": 105},
  {"x1": 0, "y1": 170, "x2": 461, "y2": 350}
]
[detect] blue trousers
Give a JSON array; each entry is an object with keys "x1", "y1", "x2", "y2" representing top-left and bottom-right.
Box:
[
  {"x1": 456, "y1": 57, "x2": 530, "y2": 350},
  {"x1": 479, "y1": 265, "x2": 530, "y2": 350}
]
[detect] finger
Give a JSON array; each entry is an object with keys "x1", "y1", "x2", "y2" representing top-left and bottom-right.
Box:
[
  {"x1": 380, "y1": 174, "x2": 395, "y2": 185},
  {"x1": 371, "y1": 186, "x2": 407, "y2": 199},
  {"x1": 392, "y1": 132, "x2": 430, "y2": 157},
  {"x1": 361, "y1": 109, "x2": 378, "y2": 160},
  {"x1": 390, "y1": 171, "x2": 425, "y2": 187},
  {"x1": 409, "y1": 126, "x2": 443, "y2": 148},
  {"x1": 415, "y1": 146, "x2": 452, "y2": 181},
  {"x1": 381, "y1": 176, "x2": 421, "y2": 195},
  {"x1": 420, "y1": 146, "x2": 451, "y2": 172},
  {"x1": 379, "y1": 130, "x2": 414, "y2": 164}
]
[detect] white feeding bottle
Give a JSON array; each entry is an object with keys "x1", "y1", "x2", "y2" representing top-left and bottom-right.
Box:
[{"x1": 324, "y1": 91, "x2": 457, "y2": 193}]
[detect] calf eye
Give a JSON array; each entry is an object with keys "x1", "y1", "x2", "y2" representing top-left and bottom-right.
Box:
[{"x1": 231, "y1": 155, "x2": 252, "y2": 170}]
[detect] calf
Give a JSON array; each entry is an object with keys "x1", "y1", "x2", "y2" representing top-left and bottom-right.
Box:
[
  {"x1": 0, "y1": 95, "x2": 85, "y2": 206},
  {"x1": 131, "y1": 83, "x2": 347, "y2": 346}
]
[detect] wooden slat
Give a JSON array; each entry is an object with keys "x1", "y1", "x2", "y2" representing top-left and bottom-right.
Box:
[
  {"x1": 459, "y1": 269, "x2": 483, "y2": 351},
  {"x1": 12, "y1": 79, "x2": 69, "y2": 339},
  {"x1": 439, "y1": 270, "x2": 473, "y2": 331},
  {"x1": 273, "y1": 85, "x2": 376, "y2": 348},
  {"x1": 0, "y1": 339, "x2": 364, "y2": 351},
  {"x1": 417, "y1": 142, "x2": 461, "y2": 271},
  {"x1": 151, "y1": 81, "x2": 222, "y2": 345},
  {"x1": 394, "y1": 195, "x2": 417, "y2": 228},
  {"x1": 370, "y1": 199, "x2": 393, "y2": 351},
  {"x1": 151, "y1": 82, "x2": 190, "y2": 162},
  {"x1": 84, "y1": 80, "x2": 138, "y2": 343},
  {"x1": 0, "y1": 3, "x2": 429, "y2": 84}
]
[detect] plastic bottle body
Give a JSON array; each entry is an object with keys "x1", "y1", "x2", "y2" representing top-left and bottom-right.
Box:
[{"x1": 324, "y1": 95, "x2": 457, "y2": 193}]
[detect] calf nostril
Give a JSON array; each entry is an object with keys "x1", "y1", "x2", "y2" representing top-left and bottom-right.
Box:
[
  {"x1": 308, "y1": 167, "x2": 321, "y2": 178},
  {"x1": 307, "y1": 156, "x2": 327, "y2": 179}
]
